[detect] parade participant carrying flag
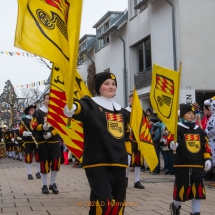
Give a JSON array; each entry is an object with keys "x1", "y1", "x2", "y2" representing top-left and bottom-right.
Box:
[
  {"x1": 130, "y1": 89, "x2": 158, "y2": 172},
  {"x1": 14, "y1": 0, "x2": 83, "y2": 194}
]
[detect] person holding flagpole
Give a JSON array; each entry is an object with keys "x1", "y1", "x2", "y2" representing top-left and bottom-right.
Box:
[
  {"x1": 21, "y1": 104, "x2": 41, "y2": 180},
  {"x1": 169, "y1": 104, "x2": 212, "y2": 215},
  {"x1": 64, "y1": 72, "x2": 130, "y2": 215},
  {"x1": 125, "y1": 93, "x2": 145, "y2": 189},
  {"x1": 32, "y1": 94, "x2": 61, "y2": 195}
]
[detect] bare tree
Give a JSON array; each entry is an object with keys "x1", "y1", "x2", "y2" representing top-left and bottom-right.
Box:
[
  {"x1": 20, "y1": 87, "x2": 42, "y2": 105},
  {"x1": 87, "y1": 62, "x2": 96, "y2": 96},
  {"x1": 0, "y1": 80, "x2": 24, "y2": 125}
]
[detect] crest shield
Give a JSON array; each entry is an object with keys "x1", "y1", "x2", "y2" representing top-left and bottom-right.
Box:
[
  {"x1": 154, "y1": 74, "x2": 174, "y2": 118},
  {"x1": 106, "y1": 113, "x2": 124, "y2": 139},
  {"x1": 185, "y1": 134, "x2": 200, "y2": 153}
]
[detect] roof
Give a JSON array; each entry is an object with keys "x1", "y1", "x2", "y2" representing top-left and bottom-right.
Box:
[
  {"x1": 79, "y1": 34, "x2": 96, "y2": 44},
  {"x1": 98, "y1": 10, "x2": 128, "y2": 40},
  {"x1": 93, "y1": 11, "x2": 123, "y2": 28}
]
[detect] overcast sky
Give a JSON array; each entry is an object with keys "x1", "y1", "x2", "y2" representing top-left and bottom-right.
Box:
[{"x1": 0, "y1": 0, "x2": 127, "y2": 93}]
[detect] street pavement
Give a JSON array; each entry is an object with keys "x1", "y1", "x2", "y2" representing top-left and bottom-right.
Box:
[{"x1": 0, "y1": 158, "x2": 215, "y2": 215}]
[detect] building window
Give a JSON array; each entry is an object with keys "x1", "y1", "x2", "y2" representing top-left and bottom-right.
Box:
[
  {"x1": 134, "y1": 36, "x2": 152, "y2": 89},
  {"x1": 103, "y1": 35, "x2": 109, "y2": 45},
  {"x1": 104, "y1": 22, "x2": 109, "y2": 31},
  {"x1": 136, "y1": 36, "x2": 151, "y2": 72},
  {"x1": 130, "y1": 0, "x2": 138, "y2": 18},
  {"x1": 97, "y1": 27, "x2": 103, "y2": 49}
]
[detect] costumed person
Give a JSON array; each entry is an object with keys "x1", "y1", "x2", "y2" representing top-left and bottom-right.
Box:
[
  {"x1": 32, "y1": 94, "x2": 61, "y2": 194},
  {"x1": 125, "y1": 93, "x2": 145, "y2": 189},
  {"x1": 201, "y1": 105, "x2": 211, "y2": 131},
  {"x1": 21, "y1": 104, "x2": 41, "y2": 180},
  {"x1": 11, "y1": 123, "x2": 18, "y2": 160},
  {"x1": 15, "y1": 122, "x2": 24, "y2": 161},
  {"x1": 64, "y1": 72, "x2": 129, "y2": 215},
  {"x1": 149, "y1": 116, "x2": 161, "y2": 174},
  {"x1": 200, "y1": 104, "x2": 212, "y2": 181},
  {"x1": 169, "y1": 104, "x2": 212, "y2": 215},
  {"x1": 204, "y1": 97, "x2": 215, "y2": 185},
  {"x1": 4, "y1": 126, "x2": 13, "y2": 158},
  {"x1": 2, "y1": 125, "x2": 9, "y2": 158}
]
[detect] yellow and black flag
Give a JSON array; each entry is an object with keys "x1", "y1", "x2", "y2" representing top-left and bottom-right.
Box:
[
  {"x1": 47, "y1": 66, "x2": 91, "y2": 162},
  {"x1": 15, "y1": 0, "x2": 83, "y2": 108},
  {"x1": 150, "y1": 64, "x2": 181, "y2": 138},
  {"x1": 130, "y1": 89, "x2": 158, "y2": 171}
]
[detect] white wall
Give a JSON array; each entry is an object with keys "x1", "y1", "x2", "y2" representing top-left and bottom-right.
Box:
[
  {"x1": 178, "y1": 0, "x2": 215, "y2": 90},
  {"x1": 94, "y1": 24, "x2": 128, "y2": 107},
  {"x1": 150, "y1": 0, "x2": 174, "y2": 69}
]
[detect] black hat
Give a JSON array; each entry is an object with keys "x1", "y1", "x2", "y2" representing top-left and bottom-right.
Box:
[
  {"x1": 146, "y1": 108, "x2": 153, "y2": 115},
  {"x1": 24, "y1": 104, "x2": 36, "y2": 115},
  {"x1": 94, "y1": 72, "x2": 117, "y2": 95},
  {"x1": 180, "y1": 104, "x2": 195, "y2": 118},
  {"x1": 203, "y1": 105, "x2": 210, "y2": 111}
]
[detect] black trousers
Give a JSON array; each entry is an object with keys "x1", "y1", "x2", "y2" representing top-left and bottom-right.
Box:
[
  {"x1": 85, "y1": 166, "x2": 126, "y2": 215},
  {"x1": 173, "y1": 167, "x2": 206, "y2": 201},
  {"x1": 38, "y1": 142, "x2": 61, "y2": 174},
  {"x1": 24, "y1": 142, "x2": 38, "y2": 163}
]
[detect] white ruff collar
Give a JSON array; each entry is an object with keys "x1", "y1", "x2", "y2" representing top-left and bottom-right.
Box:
[
  {"x1": 125, "y1": 106, "x2": 131, "y2": 112},
  {"x1": 26, "y1": 115, "x2": 32, "y2": 119},
  {"x1": 92, "y1": 96, "x2": 121, "y2": 111},
  {"x1": 40, "y1": 105, "x2": 48, "y2": 113},
  {"x1": 178, "y1": 122, "x2": 199, "y2": 130}
]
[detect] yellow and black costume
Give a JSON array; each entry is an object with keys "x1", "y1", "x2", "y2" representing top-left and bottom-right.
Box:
[
  {"x1": 32, "y1": 107, "x2": 60, "y2": 174},
  {"x1": 21, "y1": 117, "x2": 38, "y2": 164},
  {"x1": 173, "y1": 122, "x2": 212, "y2": 202},
  {"x1": 72, "y1": 95, "x2": 129, "y2": 215}
]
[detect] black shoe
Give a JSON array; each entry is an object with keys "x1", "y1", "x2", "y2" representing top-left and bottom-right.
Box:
[
  {"x1": 151, "y1": 170, "x2": 160, "y2": 175},
  {"x1": 169, "y1": 202, "x2": 181, "y2": 215},
  {"x1": 13, "y1": 157, "x2": 16, "y2": 160},
  {"x1": 36, "y1": 172, "x2": 41, "y2": 179},
  {"x1": 8, "y1": 156, "x2": 11, "y2": 159},
  {"x1": 16, "y1": 157, "x2": 20, "y2": 160},
  {"x1": 134, "y1": 181, "x2": 145, "y2": 189},
  {"x1": 19, "y1": 159, "x2": 22, "y2": 162},
  {"x1": 190, "y1": 213, "x2": 200, "y2": 215},
  {"x1": 28, "y1": 174, "x2": 33, "y2": 180},
  {"x1": 49, "y1": 183, "x2": 59, "y2": 194},
  {"x1": 42, "y1": 185, "x2": 49, "y2": 194}
]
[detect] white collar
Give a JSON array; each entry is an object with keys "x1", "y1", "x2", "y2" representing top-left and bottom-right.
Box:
[
  {"x1": 178, "y1": 122, "x2": 199, "y2": 130},
  {"x1": 40, "y1": 105, "x2": 48, "y2": 113},
  {"x1": 125, "y1": 106, "x2": 131, "y2": 112},
  {"x1": 26, "y1": 115, "x2": 32, "y2": 119},
  {"x1": 92, "y1": 96, "x2": 121, "y2": 111}
]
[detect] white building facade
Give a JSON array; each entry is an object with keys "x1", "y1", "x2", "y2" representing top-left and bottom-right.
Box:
[{"x1": 78, "y1": 0, "x2": 215, "y2": 109}]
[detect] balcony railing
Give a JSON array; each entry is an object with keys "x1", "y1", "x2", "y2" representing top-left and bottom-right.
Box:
[{"x1": 134, "y1": 68, "x2": 152, "y2": 90}]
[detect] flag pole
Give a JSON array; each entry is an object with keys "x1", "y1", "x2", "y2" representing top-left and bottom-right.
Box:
[
  {"x1": 173, "y1": 62, "x2": 182, "y2": 153},
  {"x1": 66, "y1": 0, "x2": 83, "y2": 128}
]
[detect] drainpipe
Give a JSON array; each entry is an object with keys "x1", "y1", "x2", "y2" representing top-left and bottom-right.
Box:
[
  {"x1": 113, "y1": 28, "x2": 128, "y2": 107},
  {"x1": 165, "y1": 0, "x2": 177, "y2": 71}
]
